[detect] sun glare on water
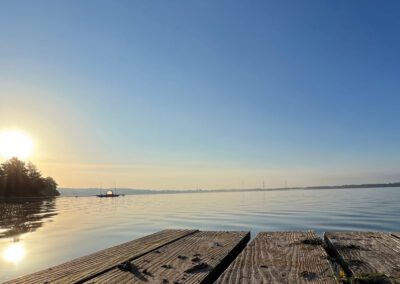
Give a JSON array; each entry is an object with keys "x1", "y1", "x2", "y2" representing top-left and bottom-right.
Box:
[
  {"x1": 0, "y1": 131, "x2": 33, "y2": 159},
  {"x1": 3, "y1": 243, "x2": 25, "y2": 264}
]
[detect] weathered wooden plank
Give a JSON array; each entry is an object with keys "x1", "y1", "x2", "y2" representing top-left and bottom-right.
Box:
[
  {"x1": 6, "y1": 229, "x2": 197, "y2": 284},
  {"x1": 324, "y1": 232, "x2": 400, "y2": 283},
  {"x1": 216, "y1": 231, "x2": 337, "y2": 284},
  {"x1": 85, "y1": 231, "x2": 250, "y2": 284},
  {"x1": 392, "y1": 232, "x2": 400, "y2": 240}
]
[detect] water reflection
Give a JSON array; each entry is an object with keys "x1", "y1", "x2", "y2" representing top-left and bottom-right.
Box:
[
  {"x1": 3, "y1": 242, "x2": 25, "y2": 263},
  {"x1": 0, "y1": 188, "x2": 399, "y2": 282},
  {"x1": 0, "y1": 198, "x2": 58, "y2": 238}
]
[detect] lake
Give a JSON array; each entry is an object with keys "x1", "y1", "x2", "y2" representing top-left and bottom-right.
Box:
[{"x1": 0, "y1": 187, "x2": 399, "y2": 282}]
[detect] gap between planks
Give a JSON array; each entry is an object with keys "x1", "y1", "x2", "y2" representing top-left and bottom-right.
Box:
[
  {"x1": 324, "y1": 231, "x2": 400, "y2": 283},
  {"x1": 217, "y1": 231, "x2": 337, "y2": 284},
  {"x1": 392, "y1": 232, "x2": 400, "y2": 240},
  {"x1": 84, "y1": 231, "x2": 250, "y2": 284}
]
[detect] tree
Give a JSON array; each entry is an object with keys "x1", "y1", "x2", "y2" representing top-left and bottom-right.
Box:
[
  {"x1": 42, "y1": 177, "x2": 59, "y2": 196},
  {"x1": 0, "y1": 158, "x2": 60, "y2": 197}
]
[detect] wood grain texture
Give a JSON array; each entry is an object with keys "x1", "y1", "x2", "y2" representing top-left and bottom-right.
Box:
[
  {"x1": 392, "y1": 233, "x2": 400, "y2": 240},
  {"x1": 324, "y1": 232, "x2": 400, "y2": 283},
  {"x1": 216, "y1": 231, "x2": 337, "y2": 284},
  {"x1": 6, "y1": 229, "x2": 197, "y2": 284},
  {"x1": 85, "y1": 231, "x2": 250, "y2": 284}
]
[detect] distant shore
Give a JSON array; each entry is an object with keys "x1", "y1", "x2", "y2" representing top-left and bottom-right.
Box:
[{"x1": 58, "y1": 182, "x2": 400, "y2": 197}]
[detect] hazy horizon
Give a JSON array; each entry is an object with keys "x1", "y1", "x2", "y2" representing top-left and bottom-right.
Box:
[
  {"x1": 58, "y1": 181, "x2": 400, "y2": 193},
  {"x1": 1, "y1": 1, "x2": 400, "y2": 189}
]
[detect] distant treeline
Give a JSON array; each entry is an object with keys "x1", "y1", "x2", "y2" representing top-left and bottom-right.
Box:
[
  {"x1": 299, "y1": 182, "x2": 400, "y2": 190},
  {"x1": 0, "y1": 158, "x2": 59, "y2": 198},
  {"x1": 59, "y1": 181, "x2": 400, "y2": 197}
]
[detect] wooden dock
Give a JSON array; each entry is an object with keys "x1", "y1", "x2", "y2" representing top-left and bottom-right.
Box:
[
  {"x1": 324, "y1": 232, "x2": 400, "y2": 283},
  {"x1": 6, "y1": 230, "x2": 400, "y2": 284},
  {"x1": 216, "y1": 231, "x2": 336, "y2": 284}
]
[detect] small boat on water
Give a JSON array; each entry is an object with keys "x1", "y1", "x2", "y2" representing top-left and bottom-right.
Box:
[{"x1": 96, "y1": 190, "x2": 120, "y2": 198}]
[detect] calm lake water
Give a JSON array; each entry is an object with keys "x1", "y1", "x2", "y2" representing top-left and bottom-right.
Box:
[{"x1": 0, "y1": 187, "x2": 399, "y2": 282}]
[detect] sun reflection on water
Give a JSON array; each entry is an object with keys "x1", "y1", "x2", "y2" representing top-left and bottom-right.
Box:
[{"x1": 3, "y1": 243, "x2": 25, "y2": 264}]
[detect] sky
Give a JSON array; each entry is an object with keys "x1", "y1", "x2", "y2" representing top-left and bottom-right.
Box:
[{"x1": 0, "y1": 0, "x2": 399, "y2": 189}]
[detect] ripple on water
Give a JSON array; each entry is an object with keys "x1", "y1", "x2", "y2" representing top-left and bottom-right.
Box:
[{"x1": 0, "y1": 187, "x2": 399, "y2": 282}]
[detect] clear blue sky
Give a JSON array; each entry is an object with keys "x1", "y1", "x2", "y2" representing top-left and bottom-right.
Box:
[{"x1": 0, "y1": 0, "x2": 399, "y2": 189}]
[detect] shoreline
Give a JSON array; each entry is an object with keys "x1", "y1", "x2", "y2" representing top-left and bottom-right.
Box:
[{"x1": 1, "y1": 182, "x2": 399, "y2": 199}]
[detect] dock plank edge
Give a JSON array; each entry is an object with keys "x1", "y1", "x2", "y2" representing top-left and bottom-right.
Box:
[
  {"x1": 76, "y1": 229, "x2": 200, "y2": 283},
  {"x1": 201, "y1": 231, "x2": 250, "y2": 283},
  {"x1": 323, "y1": 233, "x2": 353, "y2": 277}
]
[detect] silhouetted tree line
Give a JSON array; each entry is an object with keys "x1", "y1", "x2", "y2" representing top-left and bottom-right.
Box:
[{"x1": 0, "y1": 157, "x2": 59, "y2": 197}]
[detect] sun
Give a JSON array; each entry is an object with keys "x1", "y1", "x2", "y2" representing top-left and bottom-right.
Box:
[
  {"x1": 3, "y1": 243, "x2": 25, "y2": 263},
  {"x1": 0, "y1": 131, "x2": 33, "y2": 159}
]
